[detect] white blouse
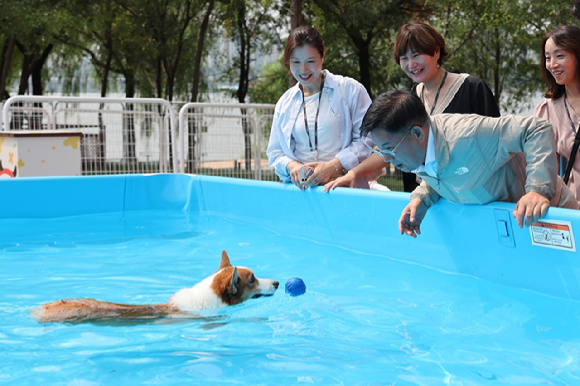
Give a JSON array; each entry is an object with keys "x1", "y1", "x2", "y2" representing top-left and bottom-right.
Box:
[{"x1": 292, "y1": 91, "x2": 341, "y2": 163}]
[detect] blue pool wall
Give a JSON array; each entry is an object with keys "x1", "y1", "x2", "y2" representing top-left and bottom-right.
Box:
[{"x1": 4, "y1": 173, "x2": 580, "y2": 301}]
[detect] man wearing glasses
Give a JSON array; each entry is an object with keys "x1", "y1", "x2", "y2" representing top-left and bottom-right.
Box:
[{"x1": 327, "y1": 89, "x2": 578, "y2": 237}]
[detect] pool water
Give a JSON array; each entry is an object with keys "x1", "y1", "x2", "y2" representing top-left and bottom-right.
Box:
[{"x1": 2, "y1": 210, "x2": 580, "y2": 385}]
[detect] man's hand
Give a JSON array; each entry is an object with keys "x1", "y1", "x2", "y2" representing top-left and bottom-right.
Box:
[
  {"x1": 323, "y1": 170, "x2": 357, "y2": 192},
  {"x1": 513, "y1": 191, "x2": 550, "y2": 228},
  {"x1": 399, "y1": 198, "x2": 429, "y2": 238}
]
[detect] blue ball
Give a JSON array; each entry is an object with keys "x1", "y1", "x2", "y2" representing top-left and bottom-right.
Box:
[{"x1": 285, "y1": 277, "x2": 306, "y2": 297}]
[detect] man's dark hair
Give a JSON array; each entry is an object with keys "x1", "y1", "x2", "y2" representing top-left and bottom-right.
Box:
[{"x1": 360, "y1": 89, "x2": 430, "y2": 137}]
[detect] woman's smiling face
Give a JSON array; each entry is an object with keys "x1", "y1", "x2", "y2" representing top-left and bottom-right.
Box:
[
  {"x1": 545, "y1": 38, "x2": 579, "y2": 87},
  {"x1": 289, "y1": 44, "x2": 324, "y2": 94},
  {"x1": 398, "y1": 46, "x2": 440, "y2": 84}
]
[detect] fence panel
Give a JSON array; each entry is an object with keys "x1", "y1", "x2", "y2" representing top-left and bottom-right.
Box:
[
  {"x1": 177, "y1": 103, "x2": 276, "y2": 181},
  {"x1": 2, "y1": 96, "x2": 177, "y2": 175}
]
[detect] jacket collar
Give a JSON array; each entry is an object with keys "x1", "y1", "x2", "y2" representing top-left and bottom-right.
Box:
[{"x1": 430, "y1": 117, "x2": 450, "y2": 173}]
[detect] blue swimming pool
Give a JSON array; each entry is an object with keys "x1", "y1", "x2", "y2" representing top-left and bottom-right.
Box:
[{"x1": 1, "y1": 174, "x2": 580, "y2": 384}]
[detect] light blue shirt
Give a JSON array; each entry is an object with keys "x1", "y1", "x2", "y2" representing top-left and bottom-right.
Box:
[{"x1": 267, "y1": 70, "x2": 373, "y2": 182}]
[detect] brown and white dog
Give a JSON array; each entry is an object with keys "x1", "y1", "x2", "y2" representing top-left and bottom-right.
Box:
[{"x1": 30, "y1": 250, "x2": 279, "y2": 323}]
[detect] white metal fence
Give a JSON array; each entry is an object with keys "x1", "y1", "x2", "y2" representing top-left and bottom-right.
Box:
[
  {"x1": 2, "y1": 96, "x2": 177, "y2": 175},
  {"x1": 2, "y1": 96, "x2": 281, "y2": 180},
  {"x1": 177, "y1": 102, "x2": 276, "y2": 180}
]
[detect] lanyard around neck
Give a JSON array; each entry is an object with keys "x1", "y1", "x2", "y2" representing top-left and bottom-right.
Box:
[
  {"x1": 422, "y1": 70, "x2": 448, "y2": 115},
  {"x1": 299, "y1": 73, "x2": 325, "y2": 151},
  {"x1": 564, "y1": 95, "x2": 578, "y2": 135},
  {"x1": 562, "y1": 94, "x2": 580, "y2": 185}
]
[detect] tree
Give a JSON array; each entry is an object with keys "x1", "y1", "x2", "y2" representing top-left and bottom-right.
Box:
[
  {"x1": 191, "y1": 0, "x2": 216, "y2": 104},
  {"x1": 307, "y1": 0, "x2": 427, "y2": 97},
  {"x1": 0, "y1": 0, "x2": 67, "y2": 128},
  {"x1": 116, "y1": 0, "x2": 207, "y2": 102},
  {"x1": 248, "y1": 58, "x2": 288, "y2": 104},
  {"x1": 220, "y1": 0, "x2": 284, "y2": 171},
  {"x1": 60, "y1": 0, "x2": 140, "y2": 164},
  {"x1": 186, "y1": 0, "x2": 216, "y2": 172},
  {"x1": 113, "y1": 0, "x2": 211, "y2": 169},
  {"x1": 0, "y1": 0, "x2": 41, "y2": 100}
]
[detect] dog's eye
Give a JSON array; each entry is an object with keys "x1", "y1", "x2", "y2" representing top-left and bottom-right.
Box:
[{"x1": 249, "y1": 275, "x2": 255, "y2": 284}]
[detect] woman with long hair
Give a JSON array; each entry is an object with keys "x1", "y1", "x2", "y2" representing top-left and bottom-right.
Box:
[
  {"x1": 534, "y1": 25, "x2": 580, "y2": 205},
  {"x1": 267, "y1": 26, "x2": 374, "y2": 190}
]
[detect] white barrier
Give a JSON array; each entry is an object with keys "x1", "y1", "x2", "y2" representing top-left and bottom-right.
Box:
[
  {"x1": 2, "y1": 96, "x2": 177, "y2": 174},
  {"x1": 1, "y1": 97, "x2": 285, "y2": 182},
  {"x1": 178, "y1": 102, "x2": 275, "y2": 179}
]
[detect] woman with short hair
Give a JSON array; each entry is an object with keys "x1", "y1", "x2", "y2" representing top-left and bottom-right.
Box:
[{"x1": 325, "y1": 21, "x2": 500, "y2": 193}]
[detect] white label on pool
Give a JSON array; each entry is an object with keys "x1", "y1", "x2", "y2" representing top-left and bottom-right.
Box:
[{"x1": 530, "y1": 219, "x2": 576, "y2": 252}]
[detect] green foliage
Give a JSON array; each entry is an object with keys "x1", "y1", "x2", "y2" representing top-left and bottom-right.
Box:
[
  {"x1": 217, "y1": 0, "x2": 287, "y2": 102},
  {"x1": 49, "y1": 45, "x2": 87, "y2": 95},
  {"x1": 248, "y1": 57, "x2": 289, "y2": 104},
  {"x1": 304, "y1": 0, "x2": 425, "y2": 97},
  {"x1": 426, "y1": 0, "x2": 576, "y2": 113},
  {"x1": 2, "y1": 0, "x2": 578, "y2": 113},
  {"x1": 0, "y1": 0, "x2": 71, "y2": 96}
]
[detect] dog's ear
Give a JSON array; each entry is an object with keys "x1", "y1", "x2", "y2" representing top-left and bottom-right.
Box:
[
  {"x1": 219, "y1": 250, "x2": 232, "y2": 269},
  {"x1": 230, "y1": 267, "x2": 238, "y2": 294}
]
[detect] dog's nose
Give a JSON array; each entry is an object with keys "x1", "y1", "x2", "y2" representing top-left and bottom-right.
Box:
[{"x1": 273, "y1": 281, "x2": 279, "y2": 289}]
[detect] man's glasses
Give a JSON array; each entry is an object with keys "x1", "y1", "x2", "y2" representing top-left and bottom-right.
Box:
[{"x1": 371, "y1": 127, "x2": 413, "y2": 159}]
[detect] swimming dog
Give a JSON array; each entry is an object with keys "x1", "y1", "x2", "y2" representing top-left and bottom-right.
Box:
[{"x1": 30, "y1": 250, "x2": 279, "y2": 323}]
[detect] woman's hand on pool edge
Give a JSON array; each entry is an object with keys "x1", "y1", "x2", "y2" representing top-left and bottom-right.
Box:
[
  {"x1": 399, "y1": 198, "x2": 428, "y2": 238},
  {"x1": 303, "y1": 161, "x2": 335, "y2": 189},
  {"x1": 287, "y1": 161, "x2": 304, "y2": 189}
]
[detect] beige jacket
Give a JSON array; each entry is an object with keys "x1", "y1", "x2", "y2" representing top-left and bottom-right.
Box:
[
  {"x1": 410, "y1": 114, "x2": 578, "y2": 209},
  {"x1": 535, "y1": 97, "x2": 580, "y2": 206}
]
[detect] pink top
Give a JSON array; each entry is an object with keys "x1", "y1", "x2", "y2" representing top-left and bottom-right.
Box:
[{"x1": 535, "y1": 96, "x2": 580, "y2": 205}]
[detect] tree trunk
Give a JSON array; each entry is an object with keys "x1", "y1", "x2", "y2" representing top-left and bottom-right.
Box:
[
  {"x1": 188, "y1": 0, "x2": 215, "y2": 173},
  {"x1": 18, "y1": 53, "x2": 32, "y2": 95},
  {"x1": 29, "y1": 44, "x2": 54, "y2": 129},
  {"x1": 156, "y1": 56, "x2": 163, "y2": 99},
  {"x1": 101, "y1": 30, "x2": 113, "y2": 98},
  {"x1": 357, "y1": 41, "x2": 372, "y2": 98},
  {"x1": 97, "y1": 26, "x2": 113, "y2": 171},
  {"x1": 0, "y1": 36, "x2": 16, "y2": 102},
  {"x1": 288, "y1": 0, "x2": 301, "y2": 87},
  {"x1": 11, "y1": 46, "x2": 33, "y2": 129},
  {"x1": 493, "y1": 28, "x2": 501, "y2": 104},
  {"x1": 235, "y1": 1, "x2": 252, "y2": 171},
  {"x1": 165, "y1": 71, "x2": 174, "y2": 102},
  {"x1": 191, "y1": 0, "x2": 214, "y2": 104},
  {"x1": 124, "y1": 70, "x2": 137, "y2": 164},
  {"x1": 31, "y1": 44, "x2": 53, "y2": 96},
  {"x1": 163, "y1": 66, "x2": 174, "y2": 170},
  {"x1": 290, "y1": 0, "x2": 301, "y2": 30}
]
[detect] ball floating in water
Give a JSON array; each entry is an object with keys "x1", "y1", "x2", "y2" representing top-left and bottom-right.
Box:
[{"x1": 285, "y1": 277, "x2": 306, "y2": 296}]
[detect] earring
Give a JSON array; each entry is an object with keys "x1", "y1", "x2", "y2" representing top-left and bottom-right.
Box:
[{"x1": 437, "y1": 64, "x2": 440, "y2": 68}]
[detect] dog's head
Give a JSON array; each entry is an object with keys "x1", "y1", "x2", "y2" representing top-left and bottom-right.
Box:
[{"x1": 212, "y1": 250, "x2": 279, "y2": 306}]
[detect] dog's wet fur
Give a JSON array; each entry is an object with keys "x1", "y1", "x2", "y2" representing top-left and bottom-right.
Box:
[{"x1": 30, "y1": 251, "x2": 279, "y2": 323}]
